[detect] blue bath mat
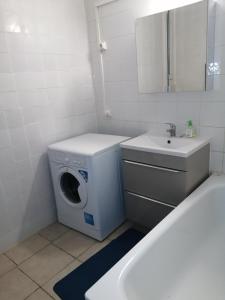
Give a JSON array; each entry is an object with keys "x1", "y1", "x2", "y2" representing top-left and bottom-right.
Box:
[{"x1": 53, "y1": 228, "x2": 144, "y2": 300}]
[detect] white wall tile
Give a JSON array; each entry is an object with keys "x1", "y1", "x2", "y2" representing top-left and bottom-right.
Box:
[
  {"x1": 7, "y1": 33, "x2": 25, "y2": 53},
  {"x1": 215, "y1": 11, "x2": 225, "y2": 46},
  {"x1": 103, "y1": 35, "x2": 137, "y2": 82},
  {"x1": 100, "y1": 11, "x2": 135, "y2": 39},
  {"x1": 86, "y1": 0, "x2": 225, "y2": 173},
  {"x1": 0, "y1": 53, "x2": 12, "y2": 73},
  {"x1": 45, "y1": 71, "x2": 61, "y2": 88},
  {"x1": 26, "y1": 54, "x2": 44, "y2": 72},
  {"x1": 25, "y1": 123, "x2": 45, "y2": 155},
  {"x1": 0, "y1": 33, "x2": 8, "y2": 52},
  {"x1": 84, "y1": 0, "x2": 96, "y2": 21},
  {"x1": 222, "y1": 153, "x2": 225, "y2": 173},
  {"x1": 15, "y1": 72, "x2": 46, "y2": 90},
  {"x1": 5, "y1": 109, "x2": 23, "y2": 129},
  {"x1": 176, "y1": 101, "x2": 201, "y2": 125},
  {"x1": 0, "y1": 112, "x2": 10, "y2": 148},
  {"x1": 200, "y1": 102, "x2": 225, "y2": 127},
  {"x1": 18, "y1": 90, "x2": 48, "y2": 108},
  {"x1": 11, "y1": 54, "x2": 27, "y2": 72},
  {"x1": 24, "y1": 34, "x2": 41, "y2": 53},
  {"x1": 9, "y1": 128, "x2": 29, "y2": 161},
  {"x1": 199, "y1": 126, "x2": 225, "y2": 152},
  {"x1": 0, "y1": 0, "x2": 97, "y2": 252},
  {"x1": 157, "y1": 101, "x2": 177, "y2": 124},
  {"x1": 210, "y1": 151, "x2": 224, "y2": 173},
  {"x1": 0, "y1": 73, "x2": 15, "y2": 91},
  {"x1": 109, "y1": 101, "x2": 139, "y2": 121},
  {"x1": 98, "y1": 0, "x2": 131, "y2": 18},
  {"x1": 0, "y1": 92, "x2": 18, "y2": 110},
  {"x1": 139, "y1": 101, "x2": 159, "y2": 123},
  {"x1": 87, "y1": 20, "x2": 98, "y2": 43},
  {"x1": 22, "y1": 106, "x2": 48, "y2": 125},
  {"x1": 214, "y1": 46, "x2": 225, "y2": 75},
  {"x1": 43, "y1": 54, "x2": 57, "y2": 71},
  {"x1": 105, "y1": 81, "x2": 138, "y2": 102}
]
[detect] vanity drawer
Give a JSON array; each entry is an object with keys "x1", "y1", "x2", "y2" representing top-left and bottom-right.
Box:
[
  {"x1": 123, "y1": 160, "x2": 187, "y2": 206},
  {"x1": 125, "y1": 191, "x2": 174, "y2": 228}
]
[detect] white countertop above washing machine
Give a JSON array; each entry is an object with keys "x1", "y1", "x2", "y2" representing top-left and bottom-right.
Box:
[{"x1": 48, "y1": 133, "x2": 130, "y2": 156}]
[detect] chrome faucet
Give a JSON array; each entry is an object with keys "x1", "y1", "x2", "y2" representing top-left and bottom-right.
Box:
[{"x1": 165, "y1": 123, "x2": 176, "y2": 137}]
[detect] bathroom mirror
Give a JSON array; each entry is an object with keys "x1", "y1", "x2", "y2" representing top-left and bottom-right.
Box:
[{"x1": 136, "y1": 0, "x2": 213, "y2": 93}]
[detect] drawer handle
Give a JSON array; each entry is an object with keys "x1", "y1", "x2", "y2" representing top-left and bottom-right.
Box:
[
  {"x1": 124, "y1": 160, "x2": 182, "y2": 173},
  {"x1": 127, "y1": 192, "x2": 176, "y2": 208}
]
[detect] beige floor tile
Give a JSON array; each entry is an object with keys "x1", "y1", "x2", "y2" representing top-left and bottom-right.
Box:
[
  {"x1": 53, "y1": 230, "x2": 95, "y2": 257},
  {"x1": 26, "y1": 289, "x2": 53, "y2": 300},
  {"x1": 79, "y1": 239, "x2": 111, "y2": 262},
  {"x1": 0, "y1": 254, "x2": 16, "y2": 277},
  {"x1": 39, "y1": 223, "x2": 69, "y2": 242},
  {"x1": 107, "y1": 221, "x2": 132, "y2": 240},
  {"x1": 19, "y1": 245, "x2": 73, "y2": 285},
  {"x1": 0, "y1": 268, "x2": 38, "y2": 300},
  {"x1": 42, "y1": 260, "x2": 81, "y2": 300},
  {"x1": 5, "y1": 235, "x2": 50, "y2": 265}
]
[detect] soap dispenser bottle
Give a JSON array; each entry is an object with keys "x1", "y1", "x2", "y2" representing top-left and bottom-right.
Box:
[{"x1": 186, "y1": 120, "x2": 194, "y2": 138}]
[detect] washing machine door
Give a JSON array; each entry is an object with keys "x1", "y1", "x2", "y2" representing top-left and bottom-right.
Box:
[{"x1": 58, "y1": 167, "x2": 88, "y2": 209}]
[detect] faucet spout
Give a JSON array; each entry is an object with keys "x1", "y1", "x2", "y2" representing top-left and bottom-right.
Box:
[{"x1": 165, "y1": 123, "x2": 176, "y2": 137}]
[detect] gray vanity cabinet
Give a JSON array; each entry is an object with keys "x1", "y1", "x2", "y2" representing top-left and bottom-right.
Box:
[{"x1": 122, "y1": 144, "x2": 210, "y2": 228}]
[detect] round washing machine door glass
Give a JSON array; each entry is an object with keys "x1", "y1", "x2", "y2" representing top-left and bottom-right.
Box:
[{"x1": 58, "y1": 167, "x2": 88, "y2": 208}]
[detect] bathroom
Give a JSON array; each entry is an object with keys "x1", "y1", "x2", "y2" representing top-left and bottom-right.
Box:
[{"x1": 0, "y1": 0, "x2": 224, "y2": 299}]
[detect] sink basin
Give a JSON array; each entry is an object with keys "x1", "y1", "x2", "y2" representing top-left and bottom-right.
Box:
[{"x1": 120, "y1": 134, "x2": 209, "y2": 157}]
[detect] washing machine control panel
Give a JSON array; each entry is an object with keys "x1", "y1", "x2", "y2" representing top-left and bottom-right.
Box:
[{"x1": 49, "y1": 150, "x2": 87, "y2": 169}]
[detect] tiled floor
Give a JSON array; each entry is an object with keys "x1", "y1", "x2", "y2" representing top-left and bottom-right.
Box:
[{"x1": 0, "y1": 222, "x2": 131, "y2": 300}]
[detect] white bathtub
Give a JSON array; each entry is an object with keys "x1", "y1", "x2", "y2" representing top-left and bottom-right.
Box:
[{"x1": 86, "y1": 175, "x2": 225, "y2": 300}]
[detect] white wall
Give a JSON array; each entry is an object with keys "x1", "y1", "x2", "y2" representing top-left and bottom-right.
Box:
[
  {"x1": 0, "y1": 0, "x2": 97, "y2": 252},
  {"x1": 85, "y1": 0, "x2": 225, "y2": 173}
]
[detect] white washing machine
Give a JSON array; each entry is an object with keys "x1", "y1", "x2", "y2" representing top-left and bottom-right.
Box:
[{"x1": 48, "y1": 133, "x2": 129, "y2": 241}]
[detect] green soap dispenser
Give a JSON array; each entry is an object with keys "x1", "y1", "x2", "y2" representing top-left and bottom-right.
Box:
[{"x1": 186, "y1": 120, "x2": 194, "y2": 138}]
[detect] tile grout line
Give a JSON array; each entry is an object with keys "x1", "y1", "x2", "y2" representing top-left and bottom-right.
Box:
[
  {"x1": 17, "y1": 256, "x2": 76, "y2": 299},
  {"x1": 38, "y1": 224, "x2": 71, "y2": 243},
  {"x1": 40, "y1": 240, "x2": 114, "y2": 297},
  {"x1": 40, "y1": 288, "x2": 57, "y2": 300},
  {"x1": 39, "y1": 225, "x2": 132, "y2": 297},
  {"x1": 4, "y1": 238, "x2": 74, "y2": 295},
  {"x1": 1, "y1": 226, "x2": 91, "y2": 286},
  {"x1": 10, "y1": 242, "x2": 51, "y2": 267},
  {"x1": 40, "y1": 258, "x2": 81, "y2": 296},
  {"x1": 18, "y1": 267, "x2": 43, "y2": 289},
  {"x1": 51, "y1": 229, "x2": 101, "y2": 259},
  {"x1": 0, "y1": 224, "x2": 129, "y2": 299},
  {"x1": 0, "y1": 267, "x2": 17, "y2": 280},
  {"x1": 23, "y1": 287, "x2": 40, "y2": 300},
  {"x1": 52, "y1": 240, "x2": 95, "y2": 260},
  {"x1": 4, "y1": 227, "x2": 70, "y2": 269},
  {"x1": 24, "y1": 287, "x2": 56, "y2": 300},
  {"x1": 16, "y1": 242, "x2": 75, "y2": 286},
  {"x1": 3, "y1": 233, "x2": 51, "y2": 264}
]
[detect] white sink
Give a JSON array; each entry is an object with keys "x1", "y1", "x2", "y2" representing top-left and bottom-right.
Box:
[{"x1": 120, "y1": 134, "x2": 209, "y2": 157}]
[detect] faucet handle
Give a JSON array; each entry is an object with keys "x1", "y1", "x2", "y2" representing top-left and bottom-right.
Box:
[{"x1": 164, "y1": 122, "x2": 176, "y2": 129}]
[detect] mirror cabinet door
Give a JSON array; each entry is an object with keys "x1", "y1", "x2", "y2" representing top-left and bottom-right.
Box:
[
  {"x1": 135, "y1": 0, "x2": 210, "y2": 94},
  {"x1": 136, "y1": 11, "x2": 168, "y2": 93},
  {"x1": 170, "y1": 1, "x2": 208, "y2": 92}
]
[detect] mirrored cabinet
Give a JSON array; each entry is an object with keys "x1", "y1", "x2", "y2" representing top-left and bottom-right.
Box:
[{"x1": 136, "y1": 0, "x2": 215, "y2": 93}]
